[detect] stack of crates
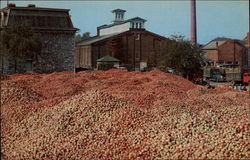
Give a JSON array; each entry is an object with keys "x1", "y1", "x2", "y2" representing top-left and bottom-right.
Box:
[{"x1": 224, "y1": 67, "x2": 241, "y2": 82}]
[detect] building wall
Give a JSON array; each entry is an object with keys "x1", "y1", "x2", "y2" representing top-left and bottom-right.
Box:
[
  {"x1": 245, "y1": 33, "x2": 250, "y2": 70},
  {"x1": 75, "y1": 45, "x2": 91, "y2": 68},
  {"x1": 91, "y1": 43, "x2": 107, "y2": 68},
  {"x1": 1, "y1": 32, "x2": 75, "y2": 74},
  {"x1": 201, "y1": 49, "x2": 218, "y2": 62},
  {"x1": 202, "y1": 41, "x2": 248, "y2": 70},
  {"x1": 99, "y1": 22, "x2": 130, "y2": 36},
  {"x1": 37, "y1": 33, "x2": 75, "y2": 73},
  {"x1": 218, "y1": 41, "x2": 247, "y2": 68},
  {"x1": 77, "y1": 30, "x2": 165, "y2": 70}
]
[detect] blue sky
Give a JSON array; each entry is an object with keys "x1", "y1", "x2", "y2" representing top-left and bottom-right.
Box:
[{"x1": 1, "y1": 1, "x2": 249, "y2": 44}]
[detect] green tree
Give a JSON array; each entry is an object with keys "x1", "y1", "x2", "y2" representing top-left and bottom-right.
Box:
[
  {"x1": 75, "y1": 32, "x2": 91, "y2": 42},
  {"x1": 75, "y1": 34, "x2": 82, "y2": 42},
  {"x1": 1, "y1": 22, "x2": 42, "y2": 73},
  {"x1": 82, "y1": 32, "x2": 90, "y2": 40},
  {"x1": 156, "y1": 35, "x2": 202, "y2": 76}
]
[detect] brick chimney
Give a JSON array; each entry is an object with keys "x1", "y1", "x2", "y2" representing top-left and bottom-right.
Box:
[{"x1": 190, "y1": 0, "x2": 197, "y2": 45}]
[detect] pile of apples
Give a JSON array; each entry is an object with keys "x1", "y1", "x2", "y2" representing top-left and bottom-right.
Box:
[{"x1": 1, "y1": 69, "x2": 249, "y2": 159}]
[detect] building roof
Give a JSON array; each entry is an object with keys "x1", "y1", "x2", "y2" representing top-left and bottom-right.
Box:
[
  {"x1": 1, "y1": 5, "x2": 78, "y2": 32},
  {"x1": 76, "y1": 32, "x2": 122, "y2": 46},
  {"x1": 76, "y1": 29, "x2": 166, "y2": 46},
  {"x1": 1, "y1": 6, "x2": 70, "y2": 12},
  {"x1": 112, "y1": 9, "x2": 126, "y2": 13},
  {"x1": 97, "y1": 16, "x2": 147, "y2": 30},
  {"x1": 202, "y1": 37, "x2": 246, "y2": 50},
  {"x1": 97, "y1": 56, "x2": 120, "y2": 62},
  {"x1": 202, "y1": 40, "x2": 227, "y2": 50},
  {"x1": 127, "y1": 17, "x2": 147, "y2": 22}
]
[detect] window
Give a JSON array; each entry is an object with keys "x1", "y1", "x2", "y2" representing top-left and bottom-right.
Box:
[
  {"x1": 136, "y1": 23, "x2": 138, "y2": 28},
  {"x1": 139, "y1": 23, "x2": 142, "y2": 28},
  {"x1": 135, "y1": 34, "x2": 140, "y2": 40}
]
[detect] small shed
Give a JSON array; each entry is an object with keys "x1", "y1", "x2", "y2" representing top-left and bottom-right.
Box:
[{"x1": 96, "y1": 56, "x2": 120, "y2": 70}]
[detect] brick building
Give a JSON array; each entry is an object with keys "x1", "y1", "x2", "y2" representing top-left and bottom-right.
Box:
[
  {"x1": 244, "y1": 32, "x2": 250, "y2": 47},
  {"x1": 75, "y1": 9, "x2": 166, "y2": 71},
  {"x1": 243, "y1": 32, "x2": 250, "y2": 68},
  {"x1": 201, "y1": 37, "x2": 248, "y2": 70},
  {"x1": 0, "y1": 4, "x2": 78, "y2": 74}
]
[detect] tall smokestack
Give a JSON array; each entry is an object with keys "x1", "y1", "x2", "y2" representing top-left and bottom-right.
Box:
[{"x1": 190, "y1": 0, "x2": 197, "y2": 45}]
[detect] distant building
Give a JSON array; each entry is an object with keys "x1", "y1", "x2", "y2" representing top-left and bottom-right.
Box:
[
  {"x1": 243, "y1": 32, "x2": 250, "y2": 68},
  {"x1": 201, "y1": 37, "x2": 248, "y2": 71},
  {"x1": 244, "y1": 32, "x2": 250, "y2": 48},
  {"x1": 0, "y1": 4, "x2": 78, "y2": 74},
  {"x1": 96, "y1": 55, "x2": 120, "y2": 70},
  {"x1": 75, "y1": 9, "x2": 166, "y2": 71}
]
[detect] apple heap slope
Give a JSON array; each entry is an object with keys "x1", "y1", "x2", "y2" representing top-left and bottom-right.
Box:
[{"x1": 1, "y1": 69, "x2": 249, "y2": 159}]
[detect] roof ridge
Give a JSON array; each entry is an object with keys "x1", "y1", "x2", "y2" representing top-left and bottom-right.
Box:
[
  {"x1": 2, "y1": 6, "x2": 70, "y2": 12},
  {"x1": 97, "y1": 55, "x2": 120, "y2": 62}
]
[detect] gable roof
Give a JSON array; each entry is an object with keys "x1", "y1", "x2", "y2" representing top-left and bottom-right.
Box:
[
  {"x1": 76, "y1": 32, "x2": 122, "y2": 46},
  {"x1": 112, "y1": 9, "x2": 126, "y2": 13},
  {"x1": 202, "y1": 37, "x2": 246, "y2": 50},
  {"x1": 97, "y1": 56, "x2": 120, "y2": 62},
  {"x1": 202, "y1": 40, "x2": 227, "y2": 50},
  {"x1": 76, "y1": 29, "x2": 167, "y2": 46}
]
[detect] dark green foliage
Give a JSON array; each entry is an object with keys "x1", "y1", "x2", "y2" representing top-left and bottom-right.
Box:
[
  {"x1": 151, "y1": 35, "x2": 202, "y2": 76},
  {"x1": 75, "y1": 34, "x2": 82, "y2": 43},
  {"x1": 75, "y1": 32, "x2": 91, "y2": 42},
  {"x1": 0, "y1": 22, "x2": 42, "y2": 72},
  {"x1": 82, "y1": 32, "x2": 91, "y2": 40}
]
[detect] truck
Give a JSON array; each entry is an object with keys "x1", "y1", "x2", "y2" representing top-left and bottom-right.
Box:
[{"x1": 203, "y1": 64, "x2": 249, "y2": 86}]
